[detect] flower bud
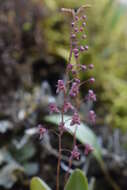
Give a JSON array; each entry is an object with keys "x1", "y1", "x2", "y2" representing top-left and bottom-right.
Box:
[
  {"x1": 89, "y1": 77, "x2": 95, "y2": 83},
  {"x1": 71, "y1": 34, "x2": 76, "y2": 39},
  {"x1": 67, "y1": 64, "x2": 73, "y2": 71},
  {"x1": 82, "y1": 22, "x2": 86, "y2": 27},
  {"x1": 80, "y1": 46, "x2": 85, "y2": 52},
  {"x1": 71, "y1": 145, "x2": 80, "y2": 160},
  {"x1": 74, "y1": 27, "x2": 79, "y2": 33},
  {"x1": 71, "y1": 22, "x2": 75, "y2": 27},
  {"x1": 75, "y1": 78, "x2": 80, "y2": 84},
  {"x1": 81, "y1": 65, "x2": 87, "y2": 71},
  {"x1": 71, "y1": 70, "x2": 77, "y2": 75},
  {"x1": 73, "y1": 48, "x2": 79, "y2": 54},
  {"x1": 88, "y1": 64, "x2": 94, "y2": 69},
  {"x1": 74, "y1": 53, "x2": 79, "y2": 59},
  {"x1": 70, "y1": 112, "x2": 80, "y2": 125},
  {"x1": 80, "y1": 27, "x2": 84, "y2": 32},
  {"x1": 75, "y1": 16, "x2": 79, "y2": 21},
  {"x1": 82, "y1": 15, "x2": 87, "y2": 20},
  {"x1": 85, "y1": 45, "x2": 89, "y2": 50}
]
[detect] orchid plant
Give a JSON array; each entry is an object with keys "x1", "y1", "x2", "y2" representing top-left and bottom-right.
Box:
[{"x1": 30, "y1": 4, "x2": 96, "y2": 190}]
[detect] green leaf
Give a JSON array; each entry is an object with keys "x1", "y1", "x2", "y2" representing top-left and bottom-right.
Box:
[
  {"x1": 23, "y1": 162, "x2": 39, "y2": 176},
  {"x1": 45, "y1": 115, "x2": 102, "y2": 161},
  {"x1": 30, "y1": 177, "x2": 51, "y2": 190},
  {"x1": 65, "y1": 169, "x2": 88, "y2": 190}
]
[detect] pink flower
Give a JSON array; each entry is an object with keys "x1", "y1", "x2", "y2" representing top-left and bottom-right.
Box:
[
  {"x1": 56, "y1": 80, "x2": 65, "y2": 93},
  {"x1": 84, "y1": 144, "x2": 94, "y2": 156},
  {"x1": 69, "y1": 82, "x2": 79, "y2": 98},
  {"x1": 71, "y1": 145, "x2": 80, "y2": 160},
  {"x1": 80, "y1": 46, "x2": 85, "y2": 52},
  {"x1": 67, "y1": 64, "x2": 73, "y2": 71},
  {"x1": 63, "y1": 102, "x2": 74, "y2": 113},
  {"x1": 38, "y1": 124, "x2": 47, "y2": 139},
  {"x1": 82, "y1": 22, "x2": 86, "y2": 27},
  {"x1": 86, "y1": 90, "x2": 96, "y2": 102},
  {"x1": 85, "y1": 45, "x2": 89, "y2": 50},
  {"x1": 74, "y1": 78, "x2": 80, "y2": 84},
  {"x1": 80, "y1": 65, "x2": 87, "y2": 71},
  {"x1": 88, "y1": 64, "x2": 94, "y2": 69},
  {"x1": 82, "y1": 15, "x2": 87, "y2": 20},
  {"x1": 70, "y1": 112, "x2": 80, "y2": 126},
  {"x1": 89, "y1": 77, "x2": 95, "y2": 83},
  {"x1": 49, "y1": 103, "x2": 59, "y2": 114}
]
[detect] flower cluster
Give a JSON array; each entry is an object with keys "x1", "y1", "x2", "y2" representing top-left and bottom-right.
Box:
[
  {"x1": 49, "y1": 103, "x2": 59, "y2": 114},
  {"x1": 36, "y1": 8, "x2": 96, "y2": 190},
  {"x1": 69, "y1": 82, "x2": 79, "y2": 98},
  {"x1": 70, "y1": 112, "x2": 80, "y2": 126},
  {"x1": 71, "y1": 145, "x2": 80, "y2": 160},
  {"x1": 56, "y1": 80, "x2": 65, "y2": 94}
]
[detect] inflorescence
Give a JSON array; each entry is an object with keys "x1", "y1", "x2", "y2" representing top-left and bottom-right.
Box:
[{"x1": 37, "y1": 7, "x2": 96, "y2": 190}]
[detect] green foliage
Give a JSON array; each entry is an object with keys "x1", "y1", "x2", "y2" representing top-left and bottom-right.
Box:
[
  {"x1": 30, "y1": 177, "x2": 51, "y2": 190},
  {"x1": 30, "y1": 170, "x2": 88, "y2": 190},
  {"x1": 0, "y1": 134, "x2": 38, "y2": 188},
  {"x1": 45, "y1": 114, "x2": 102, "y2": 162},
  {"x1": 0, "y1": 149, "x2": 24, "y2": 188},
  {"x1": 65, "y1": 169, "x2": 88, "y2": 190}
]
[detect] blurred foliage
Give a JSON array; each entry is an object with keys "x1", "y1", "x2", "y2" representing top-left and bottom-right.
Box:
[{"x1": 41, "y1": 0, "x2": 127, "y2": 131}]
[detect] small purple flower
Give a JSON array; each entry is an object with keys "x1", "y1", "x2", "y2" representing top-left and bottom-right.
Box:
[
  {"x1": 74, "y1": 78, "x2": 80, "y2": 84},
  {"x1": 82, "y1": 22, "x2": 86, "y2": 27},
  {"x1": 74, "y1": 53, "x2": 79, "y2": 59},
  {"x1": 86, "y1": 90, "x2": 96, "y2": 102},
  {"x1": 80, "y1": 65, "x2": 87, "y2": 71},
  {"x1": 67, "y1": 64, "x2": 73, "y2": 71},
  {"x1": 84, "y1": 144, "x2": 94, "y2": 156},
  {"x1": 82, "y1": 15, "x2": 87, "y2": 20},
  {"x1": 88, "y1": 64, "x2": 94, "y2": 69},
  {"x1": 49, "y1": 103, "x2": 59, "y2": 114},
  {"x1": 80, "y1": 27, "x2": 84, "y2": 32},
  {"x1": 71, "y1": 70, "x2": 77, "y2": 75},
  {"x1": 56, "y1": 80, "x2": 65, "y2": 93},
  {"x1": 70, "y1": 112, "x2": 80, "y2": 126},
  {"x1": 85, "y1": 45, "x2": 89, "y2": 50},
  {"x1": 75, "y1": 16, "x2": 79, "y2": 21},
  {"x1": 63, "y1": 102, "x2": 74, "y2": 113},
  {"x1": 71, "y1": 145, "x2": 80, "y2": 160},
  {"x1": 38, "y1": 124, "x2": 47, "y2": 139},
  {"x1": 74, "y1": 27, "x2": 79, "y2": 33},
  {"x1": 89, "y1": 77, "x2": 95, "y2": 84},
  {"x1": 73, "y1": 48, "x2": 79, "y2": 54},
  {"x1": 71, "y1": 34, "x2": 76, "y2": 39},
  {"x1": 71, "y1": 22, "x2": 75, "y2": 27},
  {"x1": 69, "y1": 82, "x2": 79, "y2": 98},
  {"x1": 80, "y1": 46, "x2": 85, "y2": 52},
  {"x1": 88, "y1": 110, "x2": 96, "y2": 124}
]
